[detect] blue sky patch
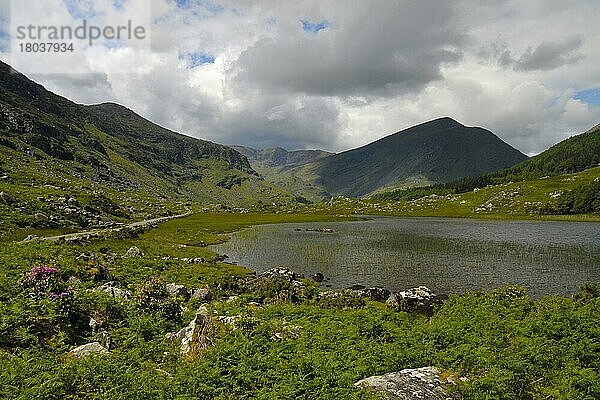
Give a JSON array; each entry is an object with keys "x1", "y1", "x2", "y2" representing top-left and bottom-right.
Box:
[
  {"x1": 64, "y1": 0, "x2": 98, "y2": 19},
  {"x1": 181, "y1": 52, "x2": 216, "y2": 68},
  {"x1": 301, "y1": 20, "x2": 329, "y2": 34},
  {"x1": 573, "y1": 88, "x2": 600, "y2": 106},
  {"x1": 176, "y1": 0, "x2": 225, "y2": 15},
  {"x1": 113, "y1": 0, "x2": 128, "y2": 10}
]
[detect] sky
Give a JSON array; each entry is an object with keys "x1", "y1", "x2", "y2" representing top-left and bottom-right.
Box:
[{"x1": 1, "y1": 0, "x2": 600, "y2": 155}]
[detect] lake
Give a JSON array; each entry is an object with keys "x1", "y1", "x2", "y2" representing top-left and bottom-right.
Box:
[{"x1": 210, "y1": 217, "x2": 600, "y2": 297}]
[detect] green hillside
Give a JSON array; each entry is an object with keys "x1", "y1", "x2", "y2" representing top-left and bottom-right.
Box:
[
  {"x1": 274, "y1": 118, "x2": 528, "y2": 199},
  {"x1": 0, "y1": 62, "x2": 293, "y2": 237},
  {"x1": 493, "y1": 123, "x2": 600, "y2": 181}
]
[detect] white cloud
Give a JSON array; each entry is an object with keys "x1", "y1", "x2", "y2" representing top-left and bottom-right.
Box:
[{"x1": 1, "y1": 0, "x2": 599, "y2": 154}]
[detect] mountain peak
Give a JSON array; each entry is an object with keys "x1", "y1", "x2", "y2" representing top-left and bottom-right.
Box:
[{"x1": 420, "y1": 117, "x2": 464, "y2": 129}]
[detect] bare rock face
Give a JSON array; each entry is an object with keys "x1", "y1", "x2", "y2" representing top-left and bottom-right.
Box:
[
  {"x1": 68, "y1": 342, "x2": 109, "y2": 358},
  {"x1": 355, "y1": 367, "x2": 456, "y2": 400}
]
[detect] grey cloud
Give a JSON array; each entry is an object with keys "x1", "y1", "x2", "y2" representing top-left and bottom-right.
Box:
[
  {"x1": 515, "y1": 35, "x2": 584, "y2": 71},
  {"x1": 232, "y1": 1, "x2": 466, "y2": 98},
  {"x1": 482, "y1": 35, "x2": 585, "y2": 72}
]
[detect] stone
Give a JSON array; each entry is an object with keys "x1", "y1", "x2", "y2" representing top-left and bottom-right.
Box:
[
  {"x1": 166, "y1": 306, "x2": 210, "y2": 356},
  {"x1": 259, "y1": 267, "x2": 296, "y2": 282},
  {"x1": 95, "y1": 282, "x2": 131, "y2": 300},
  {"x1": 358, "y1": 287, "x2": 392, "y2": 302},
  {"x1": 68, "y1": 342, "x2": 109, "y2": 358},
  {"x1": 190, "y1": 287, "x2": 212, "y2": 302},
  {"x1": 23, "y1": 234, "x2": 39, "y2": 242},
  {"x1": 310, "y1": 272, "x2": 325, "y2": 283},
  {"x1": 390, "y1": 286, "x2": 441, "y2": 315},
  {"x1": 123, "y1": 246, "x2": 143, "y2": 258},
  {"x1": 166, "y1": 283, "x2": 188, "y2": 298},
  {"x1": 355, "y1": 367, "x2": 456, "y2": 400}
]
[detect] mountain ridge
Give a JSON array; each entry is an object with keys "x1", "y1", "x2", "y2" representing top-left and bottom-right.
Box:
[{"x1": 265, "y1": 117, "x2": 528, "y2": 199}]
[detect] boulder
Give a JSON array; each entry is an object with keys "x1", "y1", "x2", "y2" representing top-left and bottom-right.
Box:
[
  {"x1": 190, "y1": 287, "x2": 212, "y2": 302},
  {"x1": 310, "y1": 272, "x2": 325, "y2": 283},
  {"x1": 355, "y1": 367, "x2": 456, "y2": 400},
  {"x1": 166, "y1": 306, "x2": 210, "y2": 356},
  {"x1": 123, "y1": 246, "x2": 143, "y2": 258},
  {"x1": 23, "y1": 234, "x2": 39, "y2": 242},
  {"x1": 358, "y1": 287, "x2": 391, "y2": 302},
  {"x1": 95, "y1": 282, "x2": 131, "y2": 300},
  {"x1": 389, "y1": 286, "x2": 441, "y2": 315},
  {"x1": 68, "y1": 342, "x2": 109, "y2": 358},
  {"x1": 259, "y1": 267, "x2": 296, "y2": 282},
  {"x1": 166, "y1": 283, "x2": 188, "y2": 298}
]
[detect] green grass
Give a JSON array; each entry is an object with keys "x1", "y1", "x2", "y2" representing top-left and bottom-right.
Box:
[
  {"x1": 300, "y1": 167, "x2": 600, "y2": 222},
  {"x1": 0, "y1": 212, "x2": 599, "y2": 399}
]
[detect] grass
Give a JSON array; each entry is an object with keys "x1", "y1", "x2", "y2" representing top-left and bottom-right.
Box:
[{"x1": 0, "y1": 211, "x2": 598, "y2": 399}]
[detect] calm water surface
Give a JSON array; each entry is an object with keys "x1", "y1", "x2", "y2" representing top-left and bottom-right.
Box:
[{"x1": 211, "y1": 217, "x2": 600, "y2": 297}]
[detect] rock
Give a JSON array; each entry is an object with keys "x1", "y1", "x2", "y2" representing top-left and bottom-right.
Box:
[
  {"x1": 166, "y1": 306, "x2": 210, "y2": 356},
  {"x1": 68, "y1": 342, "x2": 109, "y2": 358},
  {"x1": 95, "y1": 282, "x2": 131, "y2": 300},
  {"x1": 310, "y1": 272, "x2": 325, "y2": 283},
  {"x1": 123, "y1": 246, "x2": 143, "y2": 258},
  {"x1": 389, "y1": 286, "x2": 441, "y2": 315},
  {"x1": 190, "y1": 287, "x2": 212, "y2": 302},
  {"x1": 355, "y1": 367, "x2": 455, "y2": 400},
  {"x1": 358, "y1": 287, "x2": 392, "y2": 302},
  {"x1": 67, "y1": 276, "x2": 83, "y2": 287},
  {"x1": 259, "y1": 267, "x2": 296, "y2": 282},
  {"x1": 166, "y1": 283, "x2": 188, "y2": 298},
  {"x1": 23, "y1": 234, "x2": 39, "y2": 242}
]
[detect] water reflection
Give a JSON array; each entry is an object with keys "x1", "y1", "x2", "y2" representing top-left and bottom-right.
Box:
[{"x1": 211, "y1": 217, "x2": 600, "y2": 297}]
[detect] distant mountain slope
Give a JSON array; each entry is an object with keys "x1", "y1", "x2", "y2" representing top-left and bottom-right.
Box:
[
  {"x1": 284, "y1": 118, "x2": 527, "y2": 199},
  {"x1": 0, "y1": 61, "x2": 292, "y2": 234},
  {"x1": 492, "y1": 123, "x2": 600, "y2": 181},
  {"x1": 232, "y1": 146, "x2": 333, "y2": 169},
  {"x1": 228, "y1": 146, "x2": 333, "y2": 202}
]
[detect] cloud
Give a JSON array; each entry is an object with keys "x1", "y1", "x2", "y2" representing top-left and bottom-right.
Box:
[
  {"x1": 232, "y1": 1, "x2": 466, "y2": 98},
  {"x1": 2, "y1": 0, "x2": 599, "y2": 154},
  {"x1": 515, "y1": 35, "x2": 584, "y2": 71}
]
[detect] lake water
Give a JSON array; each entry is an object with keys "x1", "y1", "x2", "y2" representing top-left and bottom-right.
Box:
[{"x1": 211, "y1": 217, "x2": 600, "y2": 297}]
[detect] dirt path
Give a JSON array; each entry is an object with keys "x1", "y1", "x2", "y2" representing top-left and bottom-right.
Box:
[{"x1": 23, "y1": 211, "x2": 193, "y2": 243}]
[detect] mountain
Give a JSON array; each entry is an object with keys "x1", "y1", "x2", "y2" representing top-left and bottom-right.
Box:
[
  {"x1": 232, "y1": 146, "x2": 333, "y2": 169},
  {"x1": 275, "y1": 118, "x2": 528, "y2": 199},
  {"x1": 492, "y1": 123, "x2": 600, "y2": 181},
  {"x1": 0, "y1": 61, "x2": 292, "y2": 235},
  {"x1": 229, "y1": 146, "x2": 333, "y2": 202}
]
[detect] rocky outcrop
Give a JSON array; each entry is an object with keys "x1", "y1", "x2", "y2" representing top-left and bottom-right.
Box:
[
  {"x1": 357, "y1": 287, "x2": 391, "y2": 302},
  {"x1": 166, "y1": 283, "x2": 188, "y2": 298},
  {"x1": 387, "y1": 286, "x2": 441, "y2": 315},
  {"x1": 355, "y1": 367, "x2": 456, "y2": 400},
  {"x1": 259, "y1": 267, "x2": 297, "y2": 282},
  {"x1": 68, "y1": 342, "x2": 109, "y2": 358},
  {"x1": 95, "y1": 282, "x2": 131, "y2": 300},
  {"x1": 190, "y1": 287, "x2": 212, "y2": 302},
  {"x1": 166, "y1": 306, "x2": 211, "y2": 356}
]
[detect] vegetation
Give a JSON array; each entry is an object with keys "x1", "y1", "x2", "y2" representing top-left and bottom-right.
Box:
[{"x1": 0, "y1": 213, "x2": 598, "y2": 399}]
